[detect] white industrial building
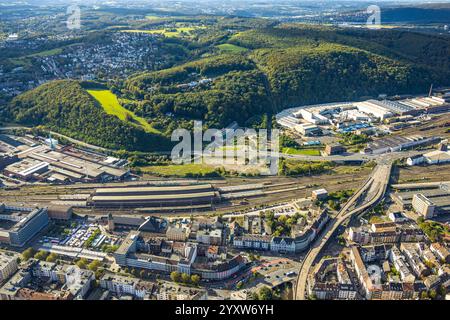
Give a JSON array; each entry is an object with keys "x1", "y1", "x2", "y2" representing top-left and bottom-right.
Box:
[
  {"x1": 355, "y1": 100, "x2": 394, "y2": 120},
  {"x1": 294, "y1": 123, "x2": 321, "y2": 136},
  {"x1": 295, "y1": 109, "x2": 330, "y2": 125},
  {"x1": 423, "y1": 150, "x2": 450, "y2": 165}
]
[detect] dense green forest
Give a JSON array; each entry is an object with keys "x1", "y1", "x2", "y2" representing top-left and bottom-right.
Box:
[
  {"x1": 6, "y1": 23, "x2": 450, "y2": 152},
  {"x1": 122, "y1": 24, "x2": 447, "y2": 127},
  {"x1": 6, "y1": 80, "x2": 172, "y2": 151}
]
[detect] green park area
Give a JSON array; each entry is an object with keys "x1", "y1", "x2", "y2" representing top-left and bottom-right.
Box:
[
  {"x1": 282, "y1": 147, "x2": 321, "y2": 156},
  {"x1": 87, "y1": 89, "x2": 160, "y2": 134},
  {"x1": 216, "y1": 43, "x2": 248, "y2": 53},
  {"x1": 139, "y1": 163, "x2": 220, "y2": 177},
  {"x1": 122, "y1": 26, "x2": 206, "y2": 38}
]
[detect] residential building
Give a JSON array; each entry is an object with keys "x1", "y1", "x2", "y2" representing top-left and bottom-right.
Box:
[
  {"x1": 389, "y1": 246, "x2": 415, "y2": 283},
  {"x1": 412, "y1": 193, "x2": 436, "y2": 218},
  {"x1": 350, "y1": 246, "x2": 382, "y2": 299},
  {"x1": 99, "y1": 273, "x2": 153, "y2": 299},
  {"x1": 233, "y1": 234, "x2": 271, "y2": 251},
  {"x1": 0, "y1": 251, "x2": 19, "y2": 283},
  {"x1": 270, "y1": 237, "x2": 296, "y2": 253},
  {"x1": 430, "y1": 243, "x2": 450, "y2": 263},
  {"x1": 196, "y1": 229, "x2": 222, "y2": 245},
  {"x1": 166, "y1": 226, "x2": 189, "y2": 241}
]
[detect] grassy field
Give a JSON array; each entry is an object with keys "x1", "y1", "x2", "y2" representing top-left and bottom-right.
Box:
[
  {"x1": 216, "y1": 43, "x2": 248, "y2": 53},
  {"x1": 282, "y1": 147, "x2": 321, "y2": 156},
  {"x1": 28, "y1": 48, "x2": 63, "y2": 58},
  {"x1": 139, "y1": 163, "x2": 219, "y2": 177},
  {"x1": 87, "y1": 89, "x2": 160, "y2": 134},
  {"x1": 8, "y1": 48, "x2": 64, "y2": 66},
  {"x1": 145, "y1": 15, "x2": 164, "y2": 21},
  {"x1": 122, "y1": 26, "x2": 206, "y2": 38}
]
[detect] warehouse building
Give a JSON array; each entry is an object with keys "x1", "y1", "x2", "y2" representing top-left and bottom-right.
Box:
[
  {"x1": 423, "y1": 150, "x2": 450, "y2": 165},
  {"x1": 363, "y1": 135, "x2": 441, "y2": 155},
  {"x1": 355, "y1": 100, "x2": 394, "y2": 120},
  {"x1": 374, "y1": 100, "x2": 420, "y2": 116},
  {"x1": 2, "y1": 138, "x2": 129, "y2": 183},
  {"x1": 296, "y1": 109, "x2": 330, "y2": 125},
  {"x1": 399, "y1": 96, "x2": 449, "y2": 114},
  {"x1": 391, "y1": 184, "x2": 450, "y2": 217},
  {"x1": 89, "y1": 184, "x2": 218, "y2": 208},
  {"x1": 325, "y1": 143, "x2": 346, "y2": 156},
  {"x1": 294, "y1": 123, "x2": 322, "y2": 136},
  {"x1": 0, "y1": 155, "x2": 18, "y2": 170}
]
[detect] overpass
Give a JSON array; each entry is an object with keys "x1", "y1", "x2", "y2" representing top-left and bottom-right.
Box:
[{"x1": 294, "y1": 162, "x2": 392, "y2": 300}]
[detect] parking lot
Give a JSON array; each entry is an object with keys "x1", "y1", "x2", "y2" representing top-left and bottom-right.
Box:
[{"x1": 39, "y1": 222, "x2": 119, "y2": 251}]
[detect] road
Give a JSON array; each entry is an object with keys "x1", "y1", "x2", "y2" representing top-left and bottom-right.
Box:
[
  {"x1": 294, "y1": 161, "x2": 392, "y2": 300},
  {"x1": 0, "y1": 126, "x2": 112, "y2": 152}
]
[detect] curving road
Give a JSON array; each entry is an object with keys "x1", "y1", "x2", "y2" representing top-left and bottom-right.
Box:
[{"x1": 294, "y1": 162, "x2": 392, "y2": 300}]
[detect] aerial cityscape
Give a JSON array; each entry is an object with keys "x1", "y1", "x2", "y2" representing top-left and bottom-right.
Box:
[{"x1": 0, "y1": 0, "x2": 449, "y2": 305}]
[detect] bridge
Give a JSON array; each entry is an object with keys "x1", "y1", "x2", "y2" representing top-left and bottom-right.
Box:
[{"x1": 294, "y1": 162, "x2": 392, "y2": 300}]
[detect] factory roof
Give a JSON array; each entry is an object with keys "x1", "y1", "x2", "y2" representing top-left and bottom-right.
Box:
[
  {"x1": 95, "y1": 184, "x2": 213, "y2": 195},
  {"x1": 92, "y1": 191, "x2": 216, "y2": 202},
  {"x1": 424, "y1": 150, "x2": 450, "y2": 162}
]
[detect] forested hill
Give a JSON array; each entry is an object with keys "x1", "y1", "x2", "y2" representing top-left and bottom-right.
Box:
[
  {"x1": 124, "y1": 25, "x2": 447, "y2": 118},
  {"x1": 6, "y1": 24, "x2": 450, "y2": 152},
  {"x1": 7, "y1": 80, "x2": 172, "y2": 152}
]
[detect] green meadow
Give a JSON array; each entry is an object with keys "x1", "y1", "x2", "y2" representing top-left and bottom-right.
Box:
[
  {"x1": 216, "y1": 43, "x2": 248, "y2": 53},
  {"x1": 87, "y1": 89, "x2": 160, "y2": 134}
]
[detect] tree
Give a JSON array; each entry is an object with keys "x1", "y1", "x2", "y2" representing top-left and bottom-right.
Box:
[
  {"x1": 95, "y1": 269, "x2": 105, "y2": 280},
  {"x1": 34, "y1": 250, "x2": 49, "y2": 261},
  {"x1": 191, "y1": 274, "x2": 201, "y2": 285},
  {"x1": 181, "y1": 273, "x2": 190, "y2": 284},
  {"x1": 429, "y1": 289, "x2": 437, "y2": 300},
  {"x1": 76, "y1": 258, "x2": 89, "y2": 269},
  {"x1": 88, "y1": 260, "x2": 101, "y2": 272},
  {"x1": 258, "y1": 286, "x2": 273, "y2": 300},
  {"x1": 420, "y1": 291, "x2": 428, "y2": 300},
  {"x1": 46, "y1": 253, "x2": 58, "y2": 263},
  {"x1": 170, "y1": 271, "x2": 181, "y2": 283},
  {"x1": 21, "y1": 248, "x2": 35, "y2": 261},
  {"x1": 277, "y1": 215, "x2": 287, "y2": 225},
  {"x1": 139, "y1": 270, "x2": 147, "y2": 279},
  {"x1": 236, "y1": 281, "x2": 244, "y2": 290},
  {"x1": 437, "y1": 285, "x2": 446, "y2": 297}
]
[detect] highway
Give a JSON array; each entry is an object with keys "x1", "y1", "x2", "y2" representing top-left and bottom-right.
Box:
[{"x1": 294, "y1": 161, "x2": 392, "y2": 300}]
